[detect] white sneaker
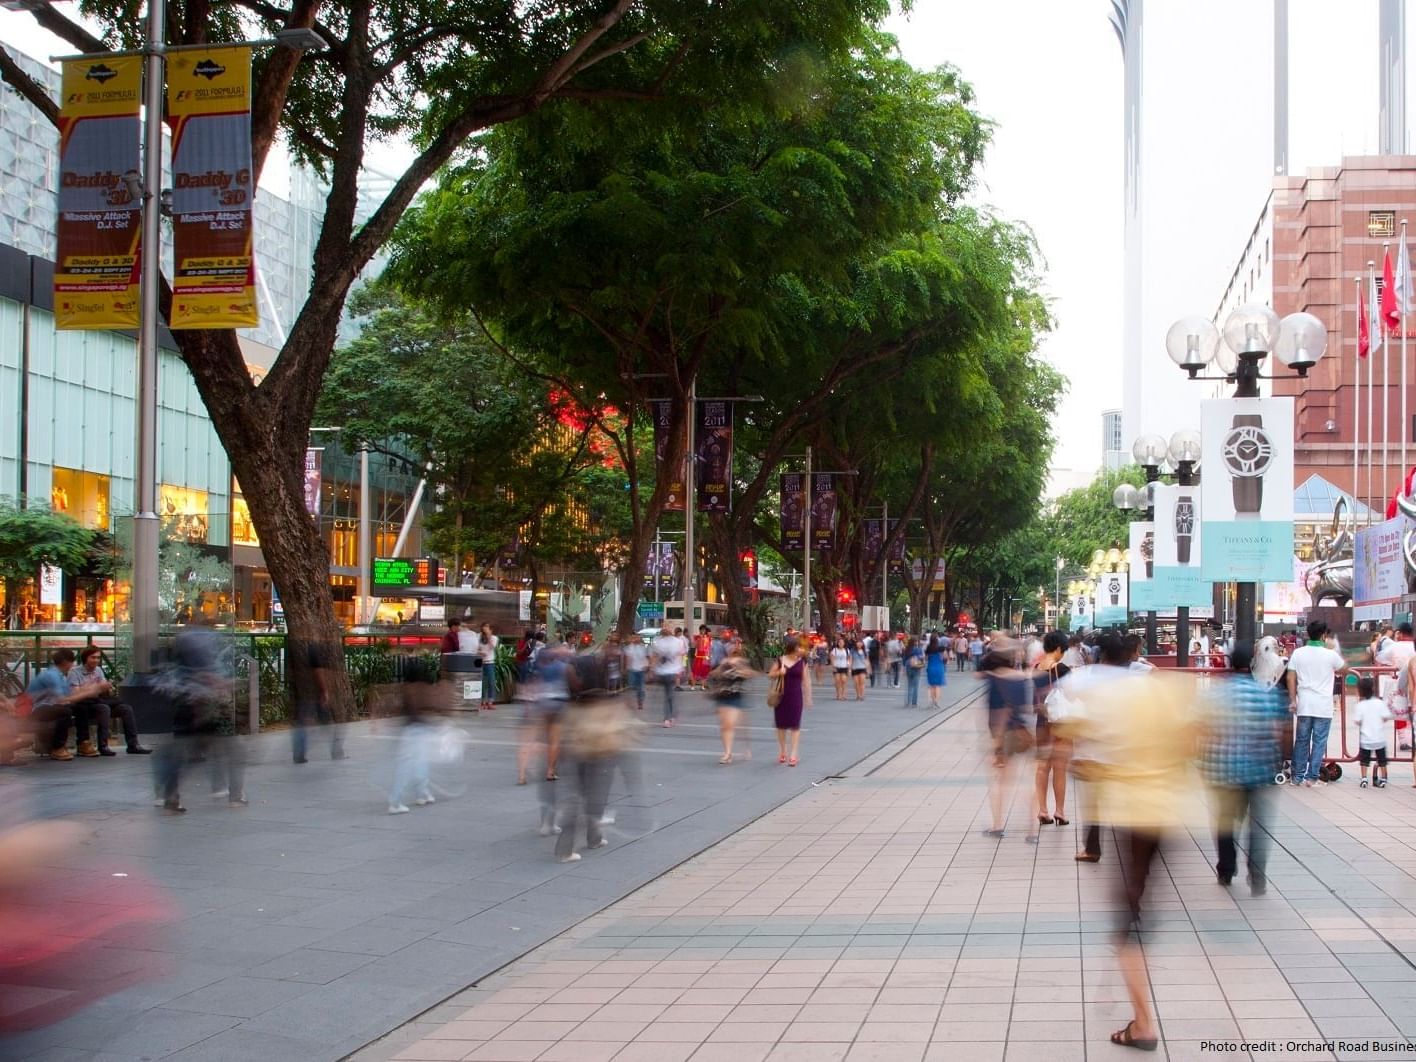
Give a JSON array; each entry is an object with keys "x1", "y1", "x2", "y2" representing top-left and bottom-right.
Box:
[
  {"x1": 388, "y1": 804, "x2": 410, "y2": 814},
  {"x1": 557, "y1": 852, "x2": 581, "y2": 863},
  {"x1": 415, "y1": 795, "x2": 435, "y2": 806},
  {"x1": 591, "y1": 838, "x2": 609, "y2": 849},
  {"x1": 1361, "y1": 779, "x2": 1369, "y2": 788},
  {"x1": 539, "y1": 823, "x2": 562, "y2": 836},
  {"x1": 598, "y1": 813, "x2": 615, "y2": 826}
]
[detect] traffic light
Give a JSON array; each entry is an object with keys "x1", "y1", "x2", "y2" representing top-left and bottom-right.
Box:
[
  {"x1": 739, "y1": 549, "x2": 757, "y2": 587},
  {"x1": 837, "y1": 586, "x2": 856, "y2": 607}
]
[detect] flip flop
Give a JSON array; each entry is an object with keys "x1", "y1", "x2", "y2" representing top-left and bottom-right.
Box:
[{"x1": 1110, "y1": 1020, "x2": 1158, "y2": 1051}]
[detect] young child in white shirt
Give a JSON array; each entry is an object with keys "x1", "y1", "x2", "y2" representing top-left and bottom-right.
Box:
[{"x1": 1352, "y1": 676, "x2": 1393, "y2": 788}]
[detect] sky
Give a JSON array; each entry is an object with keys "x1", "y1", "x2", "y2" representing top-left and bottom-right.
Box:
[{"x1": 884, "y1": 1, "x2": 1123, "y2": 494}]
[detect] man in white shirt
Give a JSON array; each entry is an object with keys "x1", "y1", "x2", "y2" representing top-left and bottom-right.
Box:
[
  {"x1": 1285, "y1": 619, "x2": 1349, "y2": 787},
  {"x1": 652, "y1": 625, "x2": 685, "y2": 727}
]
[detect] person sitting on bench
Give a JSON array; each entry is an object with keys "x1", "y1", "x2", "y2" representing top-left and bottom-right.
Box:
[{"x1": 68, "y1": 646, "x2": 151, "y2": 756}]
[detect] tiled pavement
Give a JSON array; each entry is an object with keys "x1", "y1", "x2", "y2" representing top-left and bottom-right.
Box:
[{"x1": 356, "y1": 698, "x2": 1416, "y2": 1062}]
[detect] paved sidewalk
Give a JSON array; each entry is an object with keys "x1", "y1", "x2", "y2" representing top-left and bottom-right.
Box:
[
  {"x1": 357, "y1": 694, "x2": 1416, "y2": 1062},
  {"x1": 1, "y1": 673, "x2": 971, "y2": 1062}
]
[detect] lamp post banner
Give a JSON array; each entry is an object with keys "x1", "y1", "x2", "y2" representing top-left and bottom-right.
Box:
[
  {"x1": 888, "y1": 520, "x2": 906, "y2": 571},
  {"x1": 1151, "y1": 483, "x2": 1212, "y2": 606},
  {"x1": 303, "y1": 448, "x2": 323, "y2": 515},
  {"x1": 780, "y1": 474, "x2": 804, "y2": 551},
  {"x1": 1096, "y1": 571, "x2": 1128, "y2": 626},
  {"x1": 695, "y1": 400, "x2": 732, "y2": 512},
  {"x1": 1199, "y1": 397, "x2": 1295, "y2": 582},
  {"x1": 1128, "y1": 521, "x2": 1154, "y2": 611},
  {"x1": 1070, "y1": 585, "x2": 1092, "y2": 630},
  {"x1": 810, "y1": 473, "x2": 837, "y2": 551},
  {"x1": 166, "y1": 46, "x2": 259, "y2": 329},
  {"x1": 55, "y1": 57, "x2": 143, "y2": 330},
  {"x1": 863, "y1": 519, "x2": 883, "y2": 563},
  {"x1": 651, "y1": 400, "x2": 685, "y2": 511}
]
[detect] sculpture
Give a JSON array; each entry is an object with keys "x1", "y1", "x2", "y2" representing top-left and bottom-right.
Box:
[{"x1": 1306, "y1": 496, "x2": 1354, "y2": 606}]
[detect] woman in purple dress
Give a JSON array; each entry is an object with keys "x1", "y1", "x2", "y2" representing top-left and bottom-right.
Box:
[{"x1": 769, "y1": 636, "x2": 812, "y2": 766}]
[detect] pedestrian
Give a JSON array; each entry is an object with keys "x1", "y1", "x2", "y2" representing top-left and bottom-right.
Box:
[
  {"x1": 553, "y1": 650, "x2": 633, "y2": 862},
  {"x1": 1352, "y1": 676, "x2": 1392, "y2": 789},
  {"x1": 829, "y1": 636, "x2": 849, "y2": 700},
  {"x1": 768, "y1": 635, "x2": 811, "y2": 767},
  {"x1": 1200, "y1": 641, "x2": 1288, "y2": 894},
  {"x1": 924, "y1": 632, "x2": 947, "y2": 707},
  {"x1": 513, "y1": 628, "x2": 537, "y2": 683},
  {"x1": 903, "y1": 635, "x2": 924, "y2": 706},
  {"x1": 67, "y1": 646, "x2": 151, "y2": 756},
  {"x1": 953, "y1": 631, "x2": 969, "y2": 672},
  {"x1": 1285, "y1": 619, "x2": 1348, "y2": 787},
  {"x1": 1061, "y1": 634, "x2": 1087, "y2": 670},
  {"x1": 23, "y1": 649, "x2": 78, "y2": 760},
  {"x1": 848, "y1": 637, "x2": 869, "y2": 701},
  {"x1": 291, "y1": 636, "x2": 341, "y2": 763},
  {"x1": 709, "y1": 639, "x2": 754, "y2": 763},
  {"x1": 691, "y1": 625, "x2": 713, "y2": 690},
  {"x1": 475, "y1": 622, "x2": 499, "y2": 710},
  {"x1": 866, "y1": 632, "x2": 881, "y2": 688},
  {"x1": 623, "y1": 633, "x2": 648, "y2": 711},
  {"x1": 651, "y1": 624, "x2": 685, "y2": 726},
  {"x1": 885, "y1": 632, "x2": 903, "y2": 687},
  {"x1": 438, "y1": 618, "x2": 462, "y2": 655},
  {"x1": 388, "y1": 660, "x2": 441, "y2": 814},
  {"x1": 1055, "y1": 633, "x2": 1135, "y2": 863},
  {"x1": 969, "y1": 632, "x2": 985, "y2": 670},
  {"x1": 976, "y1": 636, "x2": 1037, "y2": 838},
  {"x1": 1032, "y1": 630, "x2": 1072, "y2": 829},
  {"x1": 156, "y1": 618, "x2": 243, "y2": 813}
]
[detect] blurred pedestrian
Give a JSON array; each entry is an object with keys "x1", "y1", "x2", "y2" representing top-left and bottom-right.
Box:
[
  {"x1": 388, "y1": 662, "x2": 441, "y2": 814},
  {"x1": 769, "y1": 635, "x2": 811, "y2": 766},
  {"x1": 1055, "y1": 633, "x2": 1135, "y2": 863},
  {"x1": 1201, "y1": 642, "x2": 1287, "y2": 894},
  {"x1": 554, "y1": 652, "x2": 633, "y2": 862},
  {"x1": 977, "y1": 636, "x2": 1034, "y2": 838},
  {"x1": 291, "y1": 635, "x2": 341, "y2": 763},
  {"x1": 969, "y1": 632, "x2": 985, "y2": 670},
  {"x1": 885, "y1": 632, "x2": 903, "y2": 687},
  {"x1": 652, "y1": 625, "x2": 685, "y2": 727},
  {"x1": 903, "y1": 636, "x2": 924, "y2": 706},
  {"x1": 709, "y1": 640, "x2": 754, "y2": 763},
  {"x1": 623, "y1": 633, "x2": 648, "y2": 710},
  {"x1": 156, "y1": 618, "x2": 242, "y2": 813}
]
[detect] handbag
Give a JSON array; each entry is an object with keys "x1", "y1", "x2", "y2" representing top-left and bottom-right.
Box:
[
  {"x1": 767, "y1": 658, "x2": 786, "y2": 709},
  {"x1": 1044, "y1": 684, "x2": 1079, "y2": 725}
]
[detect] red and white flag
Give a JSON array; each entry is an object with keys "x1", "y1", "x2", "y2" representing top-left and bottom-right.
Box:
[
  {"x1": 1383, "y1": 248, "x2": 1401, "y2": 332},
  {"x1": 1359, "y1": 278, "x2": 1371, "y2": 358}
]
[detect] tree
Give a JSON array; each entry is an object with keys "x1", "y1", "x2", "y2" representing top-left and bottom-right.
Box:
[
  {"x1": 0, "y1": 0, "x2": 895, "y2": 709},
  {"x1": 318, "y1": 284, "x2": 631, "y2": 586},
  {"x1": 1045, "y1": 466, "x2": 1147, "y2": 568},
  {"x1": 392, "y1": 32, "x2": 993, "y2": 634},
  {"x1": 0, "y1": 502, "x2": 96, "y2": 605}
]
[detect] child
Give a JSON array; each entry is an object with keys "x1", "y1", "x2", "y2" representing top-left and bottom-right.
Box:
[
  {"x1": 1353, "y1": 676, "x2": 1392, "y2": 789},
  {"x1": 707, "y1": 641, "x2": 755, "y2": 764}
]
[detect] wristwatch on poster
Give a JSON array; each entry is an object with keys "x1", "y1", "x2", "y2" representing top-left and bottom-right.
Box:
[
  {"x1": 1107, "y1": 576, "x2": 1121, "y2": 606},
  {"x1": 1141, "y1": 530, "x2": 1154, "y2": 578},
  {"x1": 1175, "y1": 494, "x2": 1195, "y2": 565},
  {"x1": 1221, "y1": 413, "x2": 1273, "y2": 517}
]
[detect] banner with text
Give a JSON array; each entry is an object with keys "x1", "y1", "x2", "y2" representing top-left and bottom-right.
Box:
[
  {"x1": 811, "y1": 473, "x2": 837, "y2": 552},
  {"x1": 1354, "y1": 516, "x2": 1411, "y2": 621},
  {"x1": 1200, "y1": 397, "x2": 1295, "y2": 583},
  {"x1": 55, "y1": 57, "x2": 142, "y2": 330},
  {"x1": 888, "y1": 520, "x2": 906, "y2": 572},
  {"x1": 780, "y1": 474, "x2": 804, "y2": 550},
  {"x1": 652, "y1": 400, "x2": 685, "y2": 511},
  {"x1": 167, "y1": 47, "x2": 258, "y2": 328},
  {"x1": 696, "y1": 400, "x2": 733, "y2": 512},
  {"x1": 303, "y1": 448, "x2": 322, "y2": 515},
  {"x1": 863, "y1": 519, "x2": 884, "y2": 564}
]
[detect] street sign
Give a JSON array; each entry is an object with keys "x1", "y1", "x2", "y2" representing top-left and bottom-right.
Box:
[
  {"x1": 637, "y1": 600, "x2": 666, "y2": 619},
  {"x1": 371, "y1": 556, "x2": 438, "y2": 594}
]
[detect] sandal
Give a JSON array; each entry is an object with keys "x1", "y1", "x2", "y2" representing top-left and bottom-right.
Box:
[
  {"x1": 1038, "y1": 815, "x2": 1054, "y2": 825},
  {"x1": 778, "y1": 754, "x2": 787, "y2": 764},
  {"x1": 546, "y1": 771, "x2": 559, "y2": 781},
  {"x1": 719, "y1": 754, "x2": 732, "y2": 764},
  {"x1": 983, "y1": 828, "x2": 1005, "y2": 838},
  {"x1": 788, "y1": 757, "x2": 798, "y2": 767},
  {"x1": 1054, "y1": 816, "x2": 1069, "y2": 826},
  {"x1": 1110, "y1": 1020, "x2": 1158, "y2": 1051}
]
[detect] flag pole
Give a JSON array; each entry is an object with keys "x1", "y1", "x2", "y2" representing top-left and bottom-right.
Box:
[
  {"x1": 1369, "y1": 260, "x2": 1377, "y2": 525},
  {"x1": 1403, "y1": 220, "x2": 1410, "y2": 497},
  {"x1": 1384, "y1": 242, "x2": 1392, "y2": 514},
  {"x1": 1356, "y1": 274, "x2": 1364, "y2": 524}
]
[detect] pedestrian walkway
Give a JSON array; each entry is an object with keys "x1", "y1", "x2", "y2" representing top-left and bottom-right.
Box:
[{"x1": 357, "y1": 696, "x2": 1416, "y2": 1062}]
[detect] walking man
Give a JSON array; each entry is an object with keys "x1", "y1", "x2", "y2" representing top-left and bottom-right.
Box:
[
  {"x1": 1201, "y1": 642, "x2": 1287, "y2": 895},
  {"x1": 651, "y1": 624, "x2": 685, "y2": 727},
  {"x1": 1286, "y1": 619, "x2": 1348, "y2": 787}
]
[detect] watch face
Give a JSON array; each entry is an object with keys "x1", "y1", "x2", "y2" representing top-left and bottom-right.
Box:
[
  {"x1": 1175, "y1": 498, "x2": 1195, "y2": 535},
  {"x1": 1140, "y1": 533, "x2": 1154, "y2": 561},
  {"x1": 1222, "y1": 425, "x2": 1273, "y2": 479}
]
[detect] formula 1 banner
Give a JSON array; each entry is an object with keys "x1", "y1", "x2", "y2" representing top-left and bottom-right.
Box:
[
  {"x1": 695, "y1": 400, "x2": 733, "y2": 512},
  {"x1": 888, "y1": 520, "x2": 906, "y2": 571},
  {"x1": 166, "y1": 47, "x2": 258, "y2": 329},
  {"x1": 780, "y1": 474, "x2": 804, "y2": 550},
  {"x1": 303, "y1": 447, "x2": 322, "y2": 515},
  {"x1": 651, "y1": 400, "x2": 685, "y2": 511},
  {"x1": 55, "y1": 57, "x2": 142, "y2": 330},
  {"x1": 811, "y1": 473, "x2": 837, "y2": 552},
  {"x1": 863, "y1": 519, "x2": 884, "y2": 564}
]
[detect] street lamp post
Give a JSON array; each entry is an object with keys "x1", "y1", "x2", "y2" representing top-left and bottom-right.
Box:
[{"x1": 1165, "y1": 306, "x2": 1328, "y2": 647}]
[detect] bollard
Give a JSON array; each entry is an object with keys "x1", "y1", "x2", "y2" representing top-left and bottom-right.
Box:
[{"x1": 241, "y1": 656, "x2": 260, "y2": 734}]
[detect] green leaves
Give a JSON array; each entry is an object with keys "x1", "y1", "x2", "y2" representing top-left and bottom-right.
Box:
[{"x1": 0, "y1": 501, "x2": 97, "y2": 589}]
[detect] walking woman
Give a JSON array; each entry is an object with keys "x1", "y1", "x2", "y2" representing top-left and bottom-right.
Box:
[
  {"x1": 1032, "y1": 630, "x2": 1073, "y2": 831},
  {"x1": 829, "y1": 636, "x2": 849, "y2": 700},
  {"x1": 709, "y1": 640, "x2": 755, "y2": 763},
  {"x1": 769, "y1": 635, "x2": 812, "y2": 766},
  {"x1": 848, "y1": 638, "x2": 869, "y2": 701},
  {"x1": 925, "y1": 633, "x2": 948, "y2": 707},
  {"x1": 903, "y1": 636, "x2": 924, "y2": 707}
]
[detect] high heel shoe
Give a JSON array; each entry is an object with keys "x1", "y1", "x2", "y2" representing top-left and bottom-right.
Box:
[
  {"x1": 778, "y1": 753, "x2": 787, "y2": 764},
  {"x1": 1038, "y1": 815, "x2": 1054, "y2": 825},
  {"x1": 1053, "y1": 815, "x2": 1069, "y2": 826}
]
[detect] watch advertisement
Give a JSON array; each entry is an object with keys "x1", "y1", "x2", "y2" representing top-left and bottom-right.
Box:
[
  {"x1": 1353, "y1": 517, "x2": 1410, "y2": 622},
  {"x1": 1096, "y1": 571, "x2": 1128, "y2": 626},
  {"x1": 1151, "y1": 484, "x2": 1212, "y2": 607},
  {"x1": 1070, "y1": 582, "x2": 1093, "y2": 631},
  {"x1": 1128, "y1": 521, "x2": 1154, "y2": 612},
  {"x1": 1199, "y1": 397, "x2": 1295, "y2": 583}
]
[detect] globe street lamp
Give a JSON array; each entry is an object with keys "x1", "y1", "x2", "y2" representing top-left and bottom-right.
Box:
[{"x1": 1165, "y1": 306, "x2": 1328, "y2": 645}]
